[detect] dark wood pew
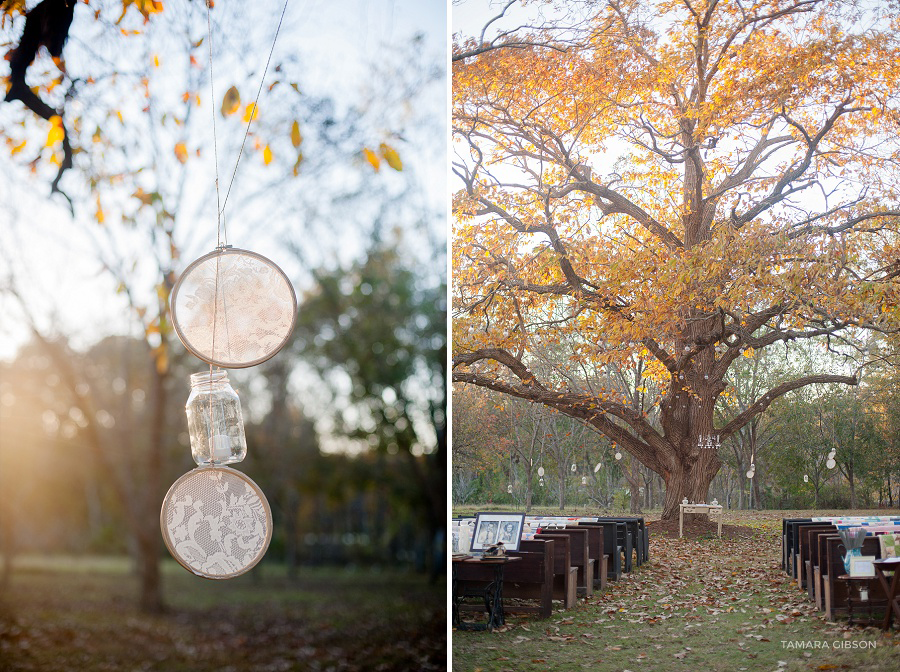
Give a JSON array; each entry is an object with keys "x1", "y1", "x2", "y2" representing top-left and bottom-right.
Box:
[
  {"x1": 456, "y1": 539, "x2": 555, "y2": 622},
  {"x1": 798, "y1": 524, "x2": 834, "y2": 591},
  {"x1": 571, "y1": 523, "x2": 609, "y2": 592},
  {"x1": 789, "y1": 521, "x2": 829, "y2": 581},
  {"x1": 805, "y1": 526, "x2": 837, "y2": 609},
  {"x1": 821, "y1": 535, "x2": 886, "y2": 621},
  {"x1": 521, "y1": 536, "x2": 577, "y2": 608},
  {"x1": 536, "y1": 528, "x2": 594, "y2": 597},
  {"x1": 592, "y1": 517, "x2": 644, "y2": 568},
  {"x1": 577, "y1": 521, "x2": 622, "y2": 581},
  {"x1": 783, "y1": 518, "x2": 811, "y2": 574}
]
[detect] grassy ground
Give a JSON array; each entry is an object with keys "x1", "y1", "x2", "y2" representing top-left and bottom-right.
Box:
[
  {"x1": 453, "y1": 508, "x2": 900, "y2": 671},
  {"x1": 0, "y1": 556, "x2": 445, "y2": 671}
]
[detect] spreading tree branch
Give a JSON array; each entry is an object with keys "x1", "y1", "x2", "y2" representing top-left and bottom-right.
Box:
[{"x1": 4, "y1": 0, "x2": 76, "y2": 209}]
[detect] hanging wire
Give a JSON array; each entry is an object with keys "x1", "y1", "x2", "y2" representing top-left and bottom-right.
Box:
[
  {"x1": 204, "y1": 0, "x2": 223, "y2": 248},
  {"x1": 218, "y1": 0, "x2": 291, "y2": 229}
]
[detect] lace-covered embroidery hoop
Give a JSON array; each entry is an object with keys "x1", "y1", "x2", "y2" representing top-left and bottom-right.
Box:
[
  {"x1": 160, "y1": 466, "x2": 273, "y2": 579},
  {"x1": 170, "y1": 247, "x2": 297, "y2": 369}
]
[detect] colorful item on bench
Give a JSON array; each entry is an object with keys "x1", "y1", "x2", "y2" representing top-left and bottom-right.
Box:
[
  {"x1": 838, "y1": 527, "x2": 867, "y2": 574},
  {"x1": 880, "y1": 533, "x2": 899, "y2": 560}
]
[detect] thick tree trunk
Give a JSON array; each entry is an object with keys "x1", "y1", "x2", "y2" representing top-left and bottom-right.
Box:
[
  {"x1": 660, "y1": 449, "x2": 720, "y2": 520},
  {"x1": 139, "y1": 361, "x2": 167, "y2": 614},
  {"x1": 284, "y1": 487, "x2": 299, "y2": 581},
  {"x1": 137, "y1": 527, "x2": 162, "y2": 613}
]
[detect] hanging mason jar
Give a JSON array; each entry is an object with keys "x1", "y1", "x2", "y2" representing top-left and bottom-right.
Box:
[{"x1": 185, "y1": 370, "x2": 247, "y2": 465}]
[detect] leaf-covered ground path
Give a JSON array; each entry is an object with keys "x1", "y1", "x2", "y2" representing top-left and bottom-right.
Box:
[
  {"x1": 453, "y1": 510, "x2": 900, "y2": 671},
  {"x1": 0, "y1": 558, "x2": 445, "y2": 672}
]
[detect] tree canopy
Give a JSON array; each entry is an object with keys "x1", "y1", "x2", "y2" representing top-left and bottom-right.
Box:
[{"x1": 452, "y1": 0, "x2": 900, "y2": 518}]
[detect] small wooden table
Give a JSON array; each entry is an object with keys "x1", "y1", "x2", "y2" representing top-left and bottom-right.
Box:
[
  {"x1": 679, "y1": 504, "x2": 723, "y2": 538},
  {"x1": 873, "y1": 558, "x2": 900, "y2": 630},
  {"x1": 452, "y1": 556, "x2": 522, "y2": 631},
  {"x1": 837, "y1": 574, "x2": 877, "y2": 626}
]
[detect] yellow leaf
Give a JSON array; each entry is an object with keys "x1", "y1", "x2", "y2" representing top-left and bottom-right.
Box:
[
  {"x1": 95, "y1": 196, "x2": 105, "y2": 224},
  {"x1": 290, "y1": 120, "x2": 302, "y2": 148},
  {"x1": 174, "y1": 142, "x2": 188, "y2": 164},
  {"x1": 379, "y1": 142, "x2": 402, "y2": 171},
  {"x1": 46, "y1": 115, "x2": 64, "y2": 148},
  {"x1": 153, "y1": 54, "x2": 160, "y2": 67},
  {"x1": 263, "y1": 145, "x2": 273, "y2": 166},
  {"x1": 362, "y1": 147, "x2": 380, "y2": 172},
  {"x1": 10, "y1": 139, "x2": 26, "y2": 155},
  {"x1": 221, "y1": 85, "x2": 240, "y2": 117},
  {"x1": 243, "y1": 103, "x2": 258, "y2": 122}
]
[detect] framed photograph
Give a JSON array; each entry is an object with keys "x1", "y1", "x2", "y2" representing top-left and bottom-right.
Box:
[
  {"x1": 849, "y1": 555, "x2": 876, "y2": 577},
  {"x1": 471, "y1": 512, "x2": 526, "y2": 552}
]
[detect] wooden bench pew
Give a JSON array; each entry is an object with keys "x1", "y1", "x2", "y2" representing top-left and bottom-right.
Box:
[
  {"x1": 783, "y1": 518, "x2": 811, "y2": 574},
  {"x1": 821, "y1": 535, "x2": 886, "y2": 621},
  {"x1": 456, "y1": 540, "x2": 555, "y2": 622},
  {"x1": 536, "y1": 528, "x2": 594, "y2": 597},
  {"x1": 520, "y1": 536, "x2": 577, "y2": 609},
  {"x1": 571, "y1": 523, "x2": 609, "y2": 592},
  {"x1": 798, "y1": 524, "x2": 835, "y2": 592},
  {"x1": 576, "y1": 521, "x2": 622, "y2": 581},
  {"x1": 592, "y1": 517, "x2": 644, "y2": 569},
  {"x1": 805, "y1": 526, "x2": 837, "y2": 609}
]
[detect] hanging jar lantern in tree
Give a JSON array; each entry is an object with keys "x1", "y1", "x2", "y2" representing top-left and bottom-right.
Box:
[{"x1": 158, "y1": 0, "x2": 298, "y2": 581}]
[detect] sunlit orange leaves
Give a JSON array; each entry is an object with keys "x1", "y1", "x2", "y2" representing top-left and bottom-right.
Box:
[
  {"x1": 173, "y1": 142, "x2": 188, "y2": 164},
  {"x1": 452, "y1": 0, "x2": 900, "y2": 422},
  {"x1": 290, "y1": 120, "x2": 302, "y2": 148},
  {"x1": 117, "y1": 0, "x2": 164, "y2": 25},
  {"x1": 263, "y1": 145, "x2": 273, "y2": 166}
]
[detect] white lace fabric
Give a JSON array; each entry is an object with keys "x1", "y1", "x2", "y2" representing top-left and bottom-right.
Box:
[
  {"x1": 171, "y1": 248, "x2": 297, "y2": 368},
  {"x1": 161, "y1": 466, "x2": 272, "y2": 579}
]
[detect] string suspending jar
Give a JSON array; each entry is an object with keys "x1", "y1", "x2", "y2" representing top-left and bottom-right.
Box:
[{"x1": 185, "y1": 370, "x2": 247, "y2": 465}]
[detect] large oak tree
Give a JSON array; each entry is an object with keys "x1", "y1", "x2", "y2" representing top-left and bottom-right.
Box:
[{"x1": 452, "y1": 0, "x2": 900, "y2": 519}]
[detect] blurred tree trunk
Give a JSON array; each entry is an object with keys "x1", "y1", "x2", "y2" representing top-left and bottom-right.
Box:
[{"x1": 139, "y1": 354, "x2": 167, "y2": 613}]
